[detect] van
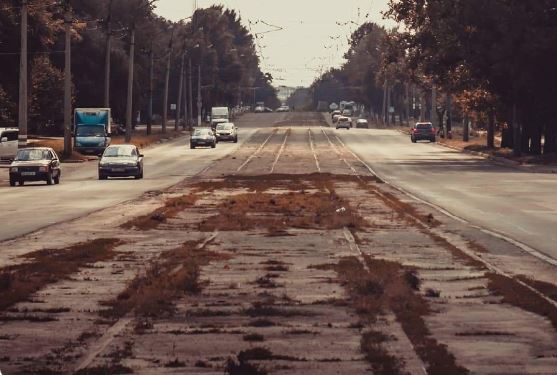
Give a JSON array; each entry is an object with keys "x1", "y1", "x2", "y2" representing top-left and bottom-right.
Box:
[{"x1": 0, "y1": 128, "x2": 19, "y2": 161}]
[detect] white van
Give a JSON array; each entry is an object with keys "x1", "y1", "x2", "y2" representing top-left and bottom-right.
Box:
[{"x1": 0, "y1": 128, "x2": 19, "y2": 161}]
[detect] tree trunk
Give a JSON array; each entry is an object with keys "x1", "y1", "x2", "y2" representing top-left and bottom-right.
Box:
[
  {"x1": 512, "y1": 103, "x2": 521, "y2": 156},
  {"x1": 487, "y1": 108, "x2": 495, "y2": 148},
  {"x1": 446, "y1": 94, "x2": 452, "y2": 138},
  {"x1": 543, "y1": 123, "x2": 557, "y2": 154},
  {"x1": 463, "y1": 116, "x2": 469, "y2": 142},
  {"x1": 530, "y1": 124, "x2": 542, "y2": 155},
  {"x1": 520, "y1": 123, "x2": 530, "y2": 154}
]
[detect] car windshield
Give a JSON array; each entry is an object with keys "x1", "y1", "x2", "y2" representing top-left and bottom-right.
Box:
[
  {"x1": 103, "y1": 146, "x2": 135, "y2": 157},
  {"x1": 194, "y1": 129, "x2": 211, "y2": 136},
  {"x1": 417, "y1": 124, "x2": 433, "y2": 129},
  {"x1": 16, "y1": 149, "x2": 50, "y2": 161},
  {"x1": 76, "y1": 125, "x2": 105, "y2": 137},
  {"x1": 217, "y1": 124, "x2": 233, "y2": 130}
]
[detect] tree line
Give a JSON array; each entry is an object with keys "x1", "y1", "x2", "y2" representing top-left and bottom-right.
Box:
[
  {"x1": 0, "y1": 0, "x2": 279, "y2": 135},
  {"x1": 311, "y1": 1, "x2": 557, "y2": 156}
]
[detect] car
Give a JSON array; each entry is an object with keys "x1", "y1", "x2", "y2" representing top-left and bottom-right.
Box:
[
  {"x1": 411, "y1": 122, "x2": 436, "y2": 143},
  {"x1": 342, "y1": 109, "x2": 353, "y2": 117},
  {"x1": 98, "y1": 144, "x2": 144, "y2": 180},
  {"x1": 276, "y1": 105, "x2": 290, "y2": 112},
  {"x1": 336, "y1": 116, "x2": 352, "y2": 129},
  {"x1": 332, "y1": 114, "x2": 342, "y2": 124},
  {"x1": 215, "y1": 122, "x2": 238, "y2": 143},
  {"x1": 264, "y1": 107, "x2": 274, "y2": 113},
  {"x1": 331, "y1": 110, "x2": 341, "y2": 119},
  {"x1": 9, "y1": 147, "x2": 61, "y2": 186},
  {"x1": 0, "y1": 128, "x2": 19, "y2": 161},
  {"x1": 254, "y1": 106, "x2": 265, "y2": 113},
  {"x1": 355, "y1": 119, "x2": 369, "y2": 128},
  {"x1": 190, "y1": 127, "x2": 216, "y2": 149}
]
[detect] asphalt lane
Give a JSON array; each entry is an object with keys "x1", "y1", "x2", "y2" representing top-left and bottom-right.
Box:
[
  {"x1": 335, "y1": 128, "x2": 557, "y2": 260},
  {"x1": 0, "y1": 127, "x2": 258, "y2": 242}
]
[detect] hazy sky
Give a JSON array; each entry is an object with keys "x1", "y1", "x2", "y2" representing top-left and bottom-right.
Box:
[{"x1": 153, "y1": 0, "x2": 394, "y2": 87}]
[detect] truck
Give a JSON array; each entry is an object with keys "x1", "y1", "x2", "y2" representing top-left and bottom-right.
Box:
[
  {"x1": 210, "y1": 107, "x2": 229, "y2": 129},
  {"x1": 73, "y1": 108, "x2": 112, "y2": 155}
]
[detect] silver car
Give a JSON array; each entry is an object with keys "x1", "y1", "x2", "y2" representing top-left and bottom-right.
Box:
[
  {"x1": 336, "y1": 116, "x2": 352, "y2": 129},
  {"x1": 98, "y1": 144, "x2": 144, "y2": 180},
  {"x1": 215, "y1": 123, "x2": 238, "y2": 143}
]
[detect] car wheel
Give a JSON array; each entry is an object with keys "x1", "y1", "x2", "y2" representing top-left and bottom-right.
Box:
[
  {"x1": 54, "y1": 171, "x2": 60, "y2": 184},
  {"x1": 234, "y1": 137, "x2": 238, "y2": 143},
  {"x1": 19, "y1": 179, "x2": 24, "y2": 186},
  {"x1": 411, "y1": 137, "x2": 417, "y2": 143},
  {"x1": 99, "y1": 174, "x2": 107, "y2": 180},
  {"x1": 46, "y1": 172, "x2": 54, "y2": 185},
  {"x1": 211, "y1": 142, "x2": 216, "y2": 148},
  {"x1": 430, "y1": 137, "x2": 436, "y2": 143},
  {"x1": 9, "y1": 179, "x2": 16, "y2": 187},
  {"x1": 190, "y1": 144, "x2": 195, "y2": 149}
]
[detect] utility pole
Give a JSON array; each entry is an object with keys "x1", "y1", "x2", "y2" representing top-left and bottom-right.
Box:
[
  {"x1": 147, "y1": 47, "x2": 153, "y2": 135},
  {"x1": 176, "y1": 52, "x2": 185, "y2": 131},
  {"x1": 188, "y1": 58, "x2": 193, "y2": 129},
  {"x1": 18, "y1": 0, "x2": 28, "y2": 148},
  {"x1": 162, "y1": 30, "x2": 174, "y2": 134},
  {"x1": 446, "y1": 93, "x2": 452, "y2": 139},
  {"x1": 431, "y1": 85, "x2": 437, "y2": 128},
  {"x1": 197, "y1": 64, "x2": 201, "y2": 126},
  {"x1": 63, "y1": 0, "x2": 72, "y2": 158},
  {"x1": 125, "y1": 26, "x2": 135, "y2": 142},
  {"x1": 381, "y1": 78, "x2": 387, "y2": 125},
  {"x1": 182, "y1": 63, "x2": 188, "y2": 130},
  {"x1": 103, "y1": 0, "x2": 114, "y2": 108},
  {"x1": 386, "y1": 84, "x2": 391, "y2": 125}
]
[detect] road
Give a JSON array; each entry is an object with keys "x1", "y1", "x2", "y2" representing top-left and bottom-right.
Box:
[
  {"x1": 335, "y1": 127, "x2": 557, "y2": 260},
  {"x1": 0, "y1": 125, "x2": 262, "y2": 242}
]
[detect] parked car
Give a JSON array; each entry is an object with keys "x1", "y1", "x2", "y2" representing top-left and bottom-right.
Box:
[
  {"x1": 190, "y1": 127, "x2": 216, "y2": 149},
  {"x1": 356, "y1": 119, "x2": 369, "y2": 128},
  {"x1": 215, "y1": 122, "x2": 238, "y2": 143},
  {"x1": 264, "y1": 107, "x2": 274, "y2": 113},
  {"x1": 254, "y1": 106, "x2": 265, "y2": 113},
  {"x1": 98, "y1": 144, "x2": 144, "y2": 180},
  {"x1": 9, "y1": 147, "x2": 61, "y2": 186},
  {"x1": 336, "y1": 116, "x2": 352, "y2": 129},
  {"x1": 0, "y1": 128, "x2": 19, "y2": 161},
  {"x1": 331, "y1": 110, "x2": 341, "y2": 119},
  {"x1": 411, "y1": 122, "x2": 436, "y2": 143}
]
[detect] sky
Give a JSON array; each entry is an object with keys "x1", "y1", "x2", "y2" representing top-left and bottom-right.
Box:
[{"x1": 153, "y1": 0, "x2": 394, "y2": 87}]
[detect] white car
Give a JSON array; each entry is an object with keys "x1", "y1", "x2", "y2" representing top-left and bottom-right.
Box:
[
  {"x1": 356, "y1": 119, "x2": 369, "y2": 128},
  {"x1": 0, "y1": 128, "x2": 19, "y2": 161},
  {"x1": 336, "y1": 116, "x2": 352, "y2": 129}
]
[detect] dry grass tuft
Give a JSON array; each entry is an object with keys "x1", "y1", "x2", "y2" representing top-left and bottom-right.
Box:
[
  {"x1": 121, "y1": 193, "x2": 198, "y2": 230},
  {"x1": 0, "y1": 238, "x2": 121, "y2": 312}
]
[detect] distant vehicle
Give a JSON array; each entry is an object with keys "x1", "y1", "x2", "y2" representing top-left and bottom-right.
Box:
[
  {"x1": 254, "y1": 106, "x2": 265, "y2": 113},
  {"x1": 98, "y1": 144, "x2": 144, "y2": 180},
  {"x1": 331, "y1": 110, "x2": 341, "y2": 119},
  {"x1": 215, "y1": 122, "x2": 238, "y2": 143},
  {"x1": 0, "y1": 128, "x2": 19, "y2": 161},
  {"x1": 210, "y1": 107, "x2": 229, "y2": 129},
  {"x1": 74, "y1": 108, "x2": 112, "y2": 155},
  {"x1": 9, "y1": 147, "x2": 61, "y2": 186},
  {"x1": 411, "y1": 122, "x2": 436, "y2": 143},
  {"x1": 336, "y1": 116, "x2": 352, "y2": 130},
  {"x1": 356, "y1": 119, "x2": 369, "y2": 128},
  {"x1": 332, "y1": 114, "x2": 342, "y2": 124},
  {"x1": 342, "y1": 109, "x2": 353, "y2": 117},
  {"x1": 190, "y1": 127, "x2": 216, "y2": 149},
  {"x1": 264, "y1": 107, "x2": 274, "y2": 113},
  {"x1": 340, "y1": 101, "x2": 355, "y2": 113},
  {"x1": 276, "y1": 105, "x2": 290, "y2": 112}
]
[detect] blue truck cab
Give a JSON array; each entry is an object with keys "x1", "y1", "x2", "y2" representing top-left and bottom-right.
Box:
[{"x1": 74, "y1": 108, "x2": 112, "y2": 155}]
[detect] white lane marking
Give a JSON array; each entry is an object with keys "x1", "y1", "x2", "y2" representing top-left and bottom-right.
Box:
[
  {"x1": 334, "y1": 132, "x2": 557, "y2": 268},
  {"x1": 270, "y1": 128, "x2": 290, "y2": 173},
  {"x1": 236, "y1": 129, "x2": 277, "y2": 172},
  {"x1": 308, "y1": 128, "x2": 321, "y2": 173}
]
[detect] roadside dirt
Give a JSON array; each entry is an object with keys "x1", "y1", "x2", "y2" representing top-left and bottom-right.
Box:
[{"x1": 1, "y1": 113, "x2": 557, "y2": 374}]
